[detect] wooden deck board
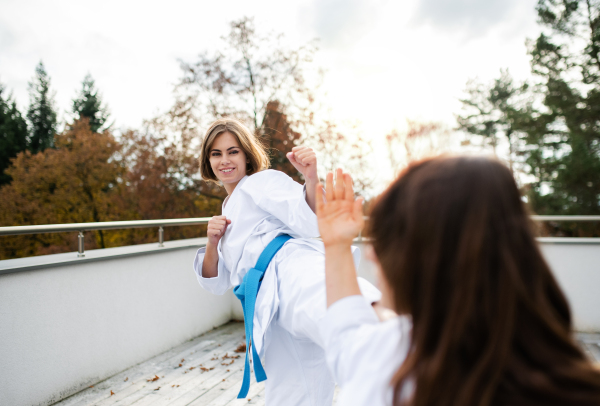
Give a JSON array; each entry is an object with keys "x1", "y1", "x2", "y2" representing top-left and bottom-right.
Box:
[{"x1": 53, "y1": 323, "x2": 600, "y2": 406}]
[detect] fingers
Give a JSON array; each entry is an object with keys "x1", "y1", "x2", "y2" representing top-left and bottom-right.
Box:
[
  {"x1": 344, "y1": 173, "x2": 354, "y2": 201},
  {"x1": 316, "y1": 183, "x2": 324, "y2": 214},
  {"x1": 334, "y1": 168, "x2": 345, "y2": 200},
  {"x1": 294, "y1": 150, "x2": 316, "y2": 167},
  {"x1": 325, "y1": 172, "x2": 334, "y2": 202},
  {"x1": 353, "y1": 197, "x2": 364, "y2": 224},
  {"x1": 208, "y1": 216, "x2": 230, "y2": 238}
]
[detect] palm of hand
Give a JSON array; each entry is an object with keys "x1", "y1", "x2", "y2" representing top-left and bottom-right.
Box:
[
  {"x1": 316, "y1": 170, "x2": 364, "y2": 247},
  {"x1": 318, "y1": 200, "x2": 363, "y2": 246}
]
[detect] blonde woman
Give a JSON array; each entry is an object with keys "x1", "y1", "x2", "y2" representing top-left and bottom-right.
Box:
[{"x1": 193, "y1": 118, "x2": 380, "y2": 405}]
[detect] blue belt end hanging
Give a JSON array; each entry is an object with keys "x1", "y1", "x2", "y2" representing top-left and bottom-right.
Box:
[{"x1": 233, "y1": 234, "x2": 292, "y2": 399}]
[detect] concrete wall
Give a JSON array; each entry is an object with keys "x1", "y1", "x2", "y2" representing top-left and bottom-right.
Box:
[
  {"x1": 354, "y1": 239, "x2": 600, "y2": 333},
  {"x1": 0, "y1": 237, "x2": 597, "y2": 406},
  {"x1": 0, "y1": 239, "x2": 236, "y2": 406}
]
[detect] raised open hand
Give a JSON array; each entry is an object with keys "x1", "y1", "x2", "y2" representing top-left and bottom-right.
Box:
[{"x1": 316, "y1": 169, "x2": 364, "y2": 247}]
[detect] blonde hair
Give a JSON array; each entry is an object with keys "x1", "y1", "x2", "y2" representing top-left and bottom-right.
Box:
[{"x1": 199, "y1": 118, "x2": 270, "y2": 183}]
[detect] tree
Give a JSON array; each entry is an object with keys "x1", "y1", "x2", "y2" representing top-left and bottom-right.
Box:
[
  {"x1": 457, "y1": 70, "x2": 531, "y2": 172},
  {"x1": 386, "y1": 120, "x2": 452, "y2": 176},
  {"x1": 0, "y1": 83, "x2": 28, "y2": 185},
  {"x1": 171, "y1": 16, "x2": 374, "y2": 192},
  {"x1": 72, "y1": 74, "x2": 110, "y2": 133},
  {"x1": 523, "y1": 0, "x2": 600, "y2": 221},
  {"x1": 260, "y1": 101, "x2": 302, "y2": 182},
  {"x1": 27, "y1": 61, "x2": 57, "y2": 153},
  {"x1": 0, "y1": 119, "x2": 122, "y2": 258},
  {"x1": 457, "y1": 0, "x2": 600, "y2": 236}
]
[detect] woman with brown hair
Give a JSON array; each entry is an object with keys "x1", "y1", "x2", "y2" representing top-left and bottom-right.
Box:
[
  {"x1": 193, "y1": 118, "x2": 380, "y2": 405},
  {"x1": 316, "y1": 156, "x2": 600, "y2": 406}
]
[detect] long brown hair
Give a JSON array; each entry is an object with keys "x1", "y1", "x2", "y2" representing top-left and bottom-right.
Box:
[{"x1": 368, "y1": 156, "x2": 600, "y2": 406}]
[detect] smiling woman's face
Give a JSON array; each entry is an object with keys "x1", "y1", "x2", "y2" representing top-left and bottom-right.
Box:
[{"x1": 209, "y1": 131, "x2": 248, "y2": 194}]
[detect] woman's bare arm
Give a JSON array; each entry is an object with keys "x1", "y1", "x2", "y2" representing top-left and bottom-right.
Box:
[
  {"x1": 201, "y1": 215, "x2": 230, "y2": 278},
  {"x1": 316, "y1": 169, "x2": 364, "y2": 307}
]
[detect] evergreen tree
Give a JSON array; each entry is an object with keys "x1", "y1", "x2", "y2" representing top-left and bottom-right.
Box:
[
  {"x1": 457, "y1": 70, "x2": 531, "y2": 173},
  {"x1": 523, "y1": 0, "x2": 600, "y2": 217},
  {"x1": 0, "y1": 83, "x2": 29, "y2": 185},
  {"x1": 27, "y1": 61, "x2": 57, "y2": 153},
  {"x1": 459, "y1": 1, "x2": 600, "y2": 226},
  {"x1": 72, "y1": 74, "x2": 110, "y2": 133}
]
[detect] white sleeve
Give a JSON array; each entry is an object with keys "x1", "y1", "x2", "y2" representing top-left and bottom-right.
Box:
[
  {"x1": 192, "y1": 245, "x2": 232, "y2": 295},
  {"x1": 241, "y1": 170, "x2": 320, "y2": 238},
  {"x1": 319, "y1": 295, "x2": 380, "y2": 386}
]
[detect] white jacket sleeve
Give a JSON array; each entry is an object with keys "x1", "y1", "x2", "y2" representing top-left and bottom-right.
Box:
[
  {"x1": 241, "y1": 170, "x2": 320, "y2": 238},
  {"x1": 192, "y1": 244, "x2": 232, "y2": 295},
  {"x1": 319, "y1": 295, "x2": 380, "y2": 386}
]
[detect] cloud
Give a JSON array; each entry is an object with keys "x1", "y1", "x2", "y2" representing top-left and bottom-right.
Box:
[
  {"x1": 309, "y1": 0, "x2": 384, "y2": 48},
  {"x1": 412, "y1": 0, "x2": 523, "y2": 35}
]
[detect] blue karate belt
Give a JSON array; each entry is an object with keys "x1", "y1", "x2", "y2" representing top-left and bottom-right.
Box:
[{"x1": 232, "y1": 234, "x2": 293, "y2": 399}]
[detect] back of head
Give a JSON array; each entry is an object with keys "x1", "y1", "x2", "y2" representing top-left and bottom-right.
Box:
[{"x1": 368, "y1": 155, "x2": 600, "y2": 406}]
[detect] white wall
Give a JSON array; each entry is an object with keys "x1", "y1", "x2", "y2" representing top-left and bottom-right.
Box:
[
  {"x1": 539, "y1": 241, "x2": 600, "y2": 333},
  {"x1": 0, "y1": 238, "x2": 597, "y2": 406},
  {"x1": 354, "y1": 240, "x2": 600, "y2": 333},
  {"x1": 0, "y1": 242, "x2": 235, "y2": 406}
]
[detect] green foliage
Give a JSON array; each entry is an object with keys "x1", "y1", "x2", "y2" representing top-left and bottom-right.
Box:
[
  {"x1": 0, "y1": 83, "x2": 28, "y2": 185},
  {"x1": 72, "y1": 74, "x2": 110, "y2": 133},
  {"x1": 457, "y1": 70, "x2": 530, "y2": 172},
  {"x1": 27, "y1": 61, "x2": 57, "y2": 153},
  {"x1": 459, "y1": 0, "x2": 600, "y2": 230}
]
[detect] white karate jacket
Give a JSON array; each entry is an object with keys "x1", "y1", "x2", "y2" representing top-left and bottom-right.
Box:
[{"x1": 320, "y1": 295, "x2": 413, "y2": 406}]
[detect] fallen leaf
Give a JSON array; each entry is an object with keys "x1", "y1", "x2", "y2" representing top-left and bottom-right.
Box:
[
  {"x1": 183, "y1": 371, "x2": 188, "y2": 374},
  {"x1": 188, "y1": 367, "x2": 195, "y2": 370},
  {"x1": 221, "y1": 359, "x2": 235, "y2": 366},
  {"x1": 124, "y1": 377, "x2": 128, "y2": 382},
  {"x1": 200, "y1": 367, "x2": 209, "y2": 372},
  {"x1": 227, "y1": 369, "x2": 230, "y2": 372},
  {"x1": 234, "y1": 343, "x2": 247, "y2": 353},
  {"x1": 178, "y1": 363, "x2": 182, "y2": 367},
  {"x1": 154, "y1": 387, "x2": 160, "y2": 391},
  {"x1": 110, "y1": 390, "x2": 115, "y2": 396},
  {"x1": 177, "y1": 385, "x2": 180, "y2": 387},
  {"x1": 181, "y1": 358, "x2": 185, "y2": 362},
  {"x1": 222, "y1": 378, "x2": 226, "y2": 381},
  {"x1": 172, "y1": 385, "x2": 175, "y2": 387},
  {"x1": 210, "y1": 367, "x2": 214, "y2": 370},
  {"x1": 147, "y1": 375, "x2": 160, "y2": 382},
  {"x1": 89, "y1": 385, "x2": 94, "y2": 388}
]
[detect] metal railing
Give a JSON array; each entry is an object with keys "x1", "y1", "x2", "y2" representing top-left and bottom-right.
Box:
[
  {"x1": 0, "y1": 216, "x2": 599, "y2": 259},
  {"x1": 355, "y1": 215, "x2": 600, "y2": 241},
  {"x1": 0, "y1": 218, "x2": 211, "y2": 258}
]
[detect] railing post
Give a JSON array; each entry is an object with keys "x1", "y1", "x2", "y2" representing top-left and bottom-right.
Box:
[
  {"x1": 158, "y1": 226, "x2": 164, "y2": 247},
  {"x1": 77, "y1": 231, "x2": 85, "y2": 258}
]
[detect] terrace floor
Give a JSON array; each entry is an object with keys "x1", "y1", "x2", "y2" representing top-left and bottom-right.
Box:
[{"x1": 53, "y1": 322, "x2": 600, "y2": 406}]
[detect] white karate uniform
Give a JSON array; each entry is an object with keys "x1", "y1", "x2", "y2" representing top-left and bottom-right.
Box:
[
  {"x1": 193, "y1": 170, "x2": 381, "y2": 406},
  {"x1": 319, "y1": 296, "x2": 413, "y2": 406}
]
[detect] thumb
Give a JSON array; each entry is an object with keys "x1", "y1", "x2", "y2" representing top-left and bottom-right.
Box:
[{"x1": 226, "y1": 219, "x2": 232, "y2": 224}]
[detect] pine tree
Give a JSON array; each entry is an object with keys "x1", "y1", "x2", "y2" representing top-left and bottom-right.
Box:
[
  {"x1": 72, "y1": 74, "x2": 110, "y2": 133},
  {"x1": 0, "y1": 83, "x2": 29, "y2": 185},
  {"x1": 27, "y1": 61, "x2": 57, "y2": 153},
  {"x1": 523, "y1": 0, "x2": 600, "y2": 218},
  {"x1": 458, "y1": 1, "x2": 600, "y2": 228}
]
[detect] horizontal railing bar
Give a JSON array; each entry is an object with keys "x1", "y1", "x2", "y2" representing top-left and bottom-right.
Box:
[
  {"x1": 530, "y1": 215, "x2": 600, "y2": 222},
  {"x1": 0, "y1": 218, "x2": 211, "y2": 237},
  {"x1": 0, "y1": 216, "x2": 598, "y2": 238}
]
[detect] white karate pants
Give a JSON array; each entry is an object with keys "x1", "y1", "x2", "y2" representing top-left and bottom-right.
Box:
[{"x1": 262, "y1": 247, "x2": 335, "y2": 406}]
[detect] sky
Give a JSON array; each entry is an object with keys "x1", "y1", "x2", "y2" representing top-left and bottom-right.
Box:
[{"x1": 0, "y1": 0, "x2": 540, "y2": 144}]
